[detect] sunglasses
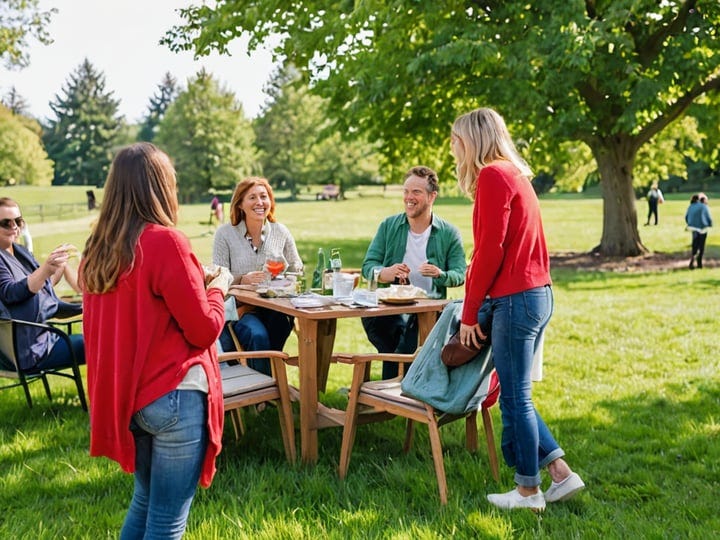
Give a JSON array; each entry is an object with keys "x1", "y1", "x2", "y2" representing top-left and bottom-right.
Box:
[{"x1": 0, "y1": 217, "x2": 25, "y2": 230}]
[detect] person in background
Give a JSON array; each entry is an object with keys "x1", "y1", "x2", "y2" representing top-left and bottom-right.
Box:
[
  {"x1": 80, "y1": 143, "x2": 231, "y2": 539},
  {"x1": 19, "y1": 220, "x2": 33, "y2": 253},
  {"x1": 213, "y1": 176, "x2": 302, "y2": 375},
  {"x1": 0, "y1": 197, "x2": 83, "y2": 370},
  {"x1": 361, "y1": 165, "x2": 466, "y2": 379},
  {"x1": 210, "y1": 195, "x2": 224, "y2": 225},
  {"x1": 685, "y1": 192, "x2": 713, "y2": 269},
  {"x1": 645, "y1": 183, "x2": 664, "y2": 226},
  {"x1": 451, "y1": 107, "x2": 584, "y2": 511}
]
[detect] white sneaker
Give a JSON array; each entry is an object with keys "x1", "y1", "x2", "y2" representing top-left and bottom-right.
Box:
[
  {"x1": 487, "y1": 488, "x2": 546, "y2": 511},
  {"x1": 544, "y1": 472, "x2": 585, "y2": 503}
]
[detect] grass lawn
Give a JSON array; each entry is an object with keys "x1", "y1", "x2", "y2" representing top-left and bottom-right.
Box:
[{"x1": 0, "y1": 187, "x2": 718, "y2": 538}]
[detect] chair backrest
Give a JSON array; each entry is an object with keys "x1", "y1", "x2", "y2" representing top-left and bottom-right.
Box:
[
  {"x1": 0, "y1": 317, "x2": 87, "y2": 410},
  {"x1": 0, "y1": 319, "x2": 19, "y2": 372}
]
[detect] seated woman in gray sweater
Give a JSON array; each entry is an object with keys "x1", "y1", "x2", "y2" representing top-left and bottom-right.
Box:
[{"x1": 213, "y1": 177, "x2": 302, "y2": 375}]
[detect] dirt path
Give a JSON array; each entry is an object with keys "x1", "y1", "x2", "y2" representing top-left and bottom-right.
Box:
[
  {"x1": 551, "y1": 251, "x2": 718, "y2": 272},
  {"x1": 30, "y1": 214, "x2": 97, "y2": 238}
]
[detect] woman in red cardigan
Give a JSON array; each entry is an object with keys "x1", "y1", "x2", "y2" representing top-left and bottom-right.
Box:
[
  {"x1": 80, "y1": 143, "x2": 232, "y2": 538},
  {"x1": 451, "y1": 108, "x2": 584, "y2": 511}
]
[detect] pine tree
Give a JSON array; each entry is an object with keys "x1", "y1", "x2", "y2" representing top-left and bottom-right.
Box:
[
  {"x1": 138, "y1": 72, "x2": 178, "y2": 142},
  {"x1": 42, "y1": 58, "x2": 123, "y2": 185},
  {"x1": 2, "y1": 86, "x2": 30, "y2": 116}
]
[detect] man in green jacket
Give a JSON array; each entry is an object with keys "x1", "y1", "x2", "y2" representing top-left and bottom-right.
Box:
[{"x1": 361, "y1": 165, "x2": 466, "y2": 379}]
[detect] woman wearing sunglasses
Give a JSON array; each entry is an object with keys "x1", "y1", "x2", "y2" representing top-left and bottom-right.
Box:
[{"x1": 0, "y1": 197, "x2": 84, "y2": 371}]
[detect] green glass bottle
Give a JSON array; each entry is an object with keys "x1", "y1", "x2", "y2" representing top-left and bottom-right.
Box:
[
  {"x1": 322, "y1": 251, "x2": 334, "y2": 294},
  {"x1": 311, "y1": 248, "x2": 325, "y2": 291}
]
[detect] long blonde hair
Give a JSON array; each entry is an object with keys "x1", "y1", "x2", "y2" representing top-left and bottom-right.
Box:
[
  {"x1": 451, "y1": 108, "x2": 532, "y2": 198},
  {"x1": 81, "y1": 143, "x2": 179, "y2": 293}
]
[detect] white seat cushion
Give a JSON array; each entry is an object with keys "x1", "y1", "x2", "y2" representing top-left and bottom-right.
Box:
[
  {"x1": 362, "y1": 379, "x2": 425, "y2": 409},
  {"x1": 221, "y1": 364, "x2": 275, "y2": 397}
]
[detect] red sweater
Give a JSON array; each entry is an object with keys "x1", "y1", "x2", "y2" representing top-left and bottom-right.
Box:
[
  {"x1": 83, "y1": 224, "x2": 226, "y2": 488},
  {"x1": 461, "y1": 160, "x2": 551, "y2": 326}
]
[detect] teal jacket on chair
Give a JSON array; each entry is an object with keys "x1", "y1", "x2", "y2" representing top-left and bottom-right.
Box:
[{"x1": 401, "y1": 300, "x2": 495, "y2": 414}]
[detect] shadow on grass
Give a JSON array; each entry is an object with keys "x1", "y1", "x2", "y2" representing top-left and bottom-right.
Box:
[
  {"x1": 552, "y1": 262, "x2": 720, "y2": 291},
  {"x1": 545, "y1": 379, "x2": 720, "y2": 529}
]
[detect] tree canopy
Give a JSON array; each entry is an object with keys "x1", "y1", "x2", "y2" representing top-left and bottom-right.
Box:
[
  {"x1": 254, "y1": 65, "x2": 381, "y2": 198},
  {"x1": 0, "y1": 0, "x2": 55, "y2": 69},
  {"x1": 165, "y1": 0, "x2": 720, "y2": 256},
  {"x1": 0, "y1": 104, "x2": 53, "y2": 186},
  {"x1": 43, "y1": 59, "x2": 123, "y2": 186},
  {"x1": 155, "y1": 69, "x2": 258, "y2": 201}
]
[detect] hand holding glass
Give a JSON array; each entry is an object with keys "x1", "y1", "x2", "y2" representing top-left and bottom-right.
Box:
[{"x1": 264, "y1": 256, "x2": 286, "y2": 279}]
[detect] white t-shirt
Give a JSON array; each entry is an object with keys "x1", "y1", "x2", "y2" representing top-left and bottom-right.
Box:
[{"x1": 403, "y1": 227, "x2": 432, "y2": 293}]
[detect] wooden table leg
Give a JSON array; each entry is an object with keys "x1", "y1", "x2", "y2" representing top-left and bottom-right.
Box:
[
  {"x1": 417, "y1": 311, "x2": 440, "y2": 346},
  {"x1": 316, "y1": 319, "x2": 337, "y2": 392},
  {"x1": 297, "y1": 317, "x2": 319, "y2": 464}
]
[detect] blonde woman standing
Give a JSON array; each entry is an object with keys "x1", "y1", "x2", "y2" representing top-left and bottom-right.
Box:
[{"x1": 450, "y1": 108, "x2": 584, "y2": 511}]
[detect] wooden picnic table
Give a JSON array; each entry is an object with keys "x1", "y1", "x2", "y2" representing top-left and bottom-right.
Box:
[{"x1": 227, "y1": 286, "x2": 448, "y2": 464}]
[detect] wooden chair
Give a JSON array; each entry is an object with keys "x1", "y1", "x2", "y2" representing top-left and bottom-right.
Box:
[
  {"x1": 0, "y1": 318, "x2": 87, "y2": 410},
  {"x1": 222, "y1": 321, "x2": 300, "y2": 433},
  {"x1": 336, "y1": 352, "x2": 499, "y2": 504},
  {"x1": 218, "y1": 349, "x2": 296, "y2": 463}
]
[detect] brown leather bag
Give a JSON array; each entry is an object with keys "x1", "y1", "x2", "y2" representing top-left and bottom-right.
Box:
[{"x1": 441, "y1": 332, "x2": 489, "y2": 367}]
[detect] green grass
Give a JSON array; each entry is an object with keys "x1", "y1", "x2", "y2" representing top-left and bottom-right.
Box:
[{"x1": 1, "y1": 188, "x2": 719, "y2": 538}]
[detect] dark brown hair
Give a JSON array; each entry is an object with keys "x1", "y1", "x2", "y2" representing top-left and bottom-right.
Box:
[
  {"x1": 405, "y1": 166, "x2": 439, "y2": 193},
  {"x1": 81, "y1": 143, "x2": 178, "y2": 293}
]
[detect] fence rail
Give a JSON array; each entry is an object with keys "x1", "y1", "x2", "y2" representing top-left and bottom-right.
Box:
[{"x1": 21, "y1": 203, "x2": 89, "y2": 222}]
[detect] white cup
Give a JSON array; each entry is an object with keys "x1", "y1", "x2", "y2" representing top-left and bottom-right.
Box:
[{"x1": 333, "y1": 273, "x2": 355, "y2": 298}]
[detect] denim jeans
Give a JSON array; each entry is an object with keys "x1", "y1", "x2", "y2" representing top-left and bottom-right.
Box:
[
  {"x1": 218, "y1": 308, "x2": 294, "y2": 376},
  {"x1": 490, "y1": 286, "x2": 564, "y2": 488},
  {"x1": 120, "y1": 390, "x2": 208, "y2": 540},
  {"x1": 42, "y1": 333, "x2": 85, "y2": 369},
  {"x1": 361, "y1": 314, "x2": 418, "y2": 379}
]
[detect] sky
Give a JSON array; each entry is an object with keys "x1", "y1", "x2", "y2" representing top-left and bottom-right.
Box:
[{"x1": 0, "y1": 0, "x2": 278, "y2": 123}]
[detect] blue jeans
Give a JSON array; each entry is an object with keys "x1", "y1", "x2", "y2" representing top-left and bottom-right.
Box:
[
  {"x1": 42, "y1": 333, "x2": 85, "y2": 369},
  {"x1": 218, "y1": 308, "x2": 294, "y2": 376},
  {"x1": 361, "y1": 314, "x2": 418, "y2": 379},
  {"x1": 120, "y1": 390, "x2": 208, "y2": 540},
  {"x1": 490, "y1": 286, "x2": 564, "y2": 488}
]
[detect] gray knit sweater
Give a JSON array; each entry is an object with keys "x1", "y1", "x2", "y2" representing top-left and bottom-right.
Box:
[{"x1": 212, "y1": 220, "x2": 303, "y2": 278}]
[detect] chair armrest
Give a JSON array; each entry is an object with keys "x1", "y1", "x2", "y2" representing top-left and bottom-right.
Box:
[
  {"x1": 9, "y1": 317, "x2": 67, "y2": 335},
  {"x1": 7, "y1": 318, "x2": 78, "y2": 370},
  {"x1": 334, "y1": 352, "x2": 417, "y2": 365},
  {"x1": 54, "y1": 301, "x2": 83, "y2": 318},
  {"x1": 218, "y1": 350, "x2": 290, "y2": 364}
]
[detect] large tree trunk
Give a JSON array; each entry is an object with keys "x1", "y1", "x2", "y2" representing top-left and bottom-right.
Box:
[{"x1": 591, "y1": 137, "x2": 648, "y2": 257}]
